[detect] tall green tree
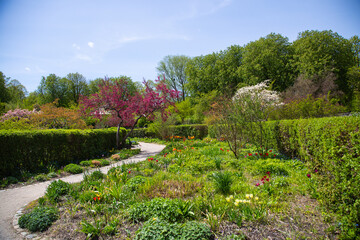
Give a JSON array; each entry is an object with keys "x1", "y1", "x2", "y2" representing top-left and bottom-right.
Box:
[
  {"x1": 239, "y1": 33, "x2": 294, "y2": 91},
  {"x1": 6, "y1": 79, "x2": 28, "y2": 103},
  {"x1": 291, "y1": 30, "x2": 354, "y2": 96},
  {"x1": 186, "y1": 45, "x2": 243, "y2": 96},
  {"x1": 350, "y1": 35, "x2": 360, "y2": 67},
  {"x1": 157, "y1": 55, "x2": 190, "y2": 101},
  {"x1": 37, "y1": 74, "x2": 69, "y2": 106},
  {"x1": 0, "y1": 71, "x2": 10, "y2": 103},
  {"x1": 65, "y1": 72, "x2": 89, "y2": 104}
]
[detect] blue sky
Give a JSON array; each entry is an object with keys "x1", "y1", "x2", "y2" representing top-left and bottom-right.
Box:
[{"x1": 0, "y1": 0, "x2": 359, "y2": 93}]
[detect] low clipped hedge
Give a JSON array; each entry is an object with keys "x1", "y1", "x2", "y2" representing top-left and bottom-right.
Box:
[
  {"x1": 0, "y1": 128, "x2": 126, "y2": 178},
  {"x1": 130, "y1": 124, "x2": 208, "y2": 139}
]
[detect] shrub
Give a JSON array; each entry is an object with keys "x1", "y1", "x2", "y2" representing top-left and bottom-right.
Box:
[
  {"x1": 64, "y1": 164, "x2": 83, "y2": 174},
  {"x1": 45, "y1": 180, "x2": 71, "y2": 203},
  {"x1": 80, "y1": 160, "x2": 91, "y2": 166},
  {"x1": 34, "y1": 174, "x2": 48, "y2": 182},
  {"x1": 18, "y1": 206, "x2": 58, "y2": 232},
  {"x1": 125, "y1": 175, "x2": 146, "y2": 192},
  {"x1": 100, "y1": 159, "x2": 110, "y2": 166},
  {"x1": 87, "y1": 170, "x2": 105, "y2": 181},
  {"x1": 134, "y1": 219, "x2": 214, "y2": 240}
]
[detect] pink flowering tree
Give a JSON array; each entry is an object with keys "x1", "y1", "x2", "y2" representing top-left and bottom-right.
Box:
[{"x1": 80, "y1": 77, "x2": 179, "y2": 148}]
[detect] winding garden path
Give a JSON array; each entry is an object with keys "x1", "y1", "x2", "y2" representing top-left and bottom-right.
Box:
[{"x1": 0, "y1": 142, "x2": 166, "y2": 240}]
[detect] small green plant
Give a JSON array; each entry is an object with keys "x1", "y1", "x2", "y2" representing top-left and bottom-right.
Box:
[
  {"x1": 35, "y1": 174, "x2": 48, "y2": 182},
  {"x1": 214, "y1": 157, "x2": 222, "y2": 170},
  {"x1": 18, "y1": 206, "x2": 58, "y2": 232},
  {"x1": 125, "y1": 175, "x2": 146, "y2": 192},
  {"x1": 47, "y1": 172, "x2": 57, "y2": 178},
  {"x1": 80, "y1": 218, "x2": 105, "y2": 240},
  {"x1": 129, "y1": 198, "x2": 194, "y2": 223},
  {"x1": 134, "y1": 219, "x2": 214, "y2": 240},
  {"x1": 100, "y1": 159, "x2": 110, "y2": 166},
  {"x1": 86, "y1": 170, "x2": 105, "y2": 181},
  {"x1": 211, "y1": 171, "x2": 233, "y2": 195},
  {"x1": 80, "y1": 160, "x2": 91, "y2": 166},
  {"x1": 45, "y1": 180, "x2": 71, "y2": 203},
  {"x1": 64, "y1": 164, "x2": 83, "y2": 174}
]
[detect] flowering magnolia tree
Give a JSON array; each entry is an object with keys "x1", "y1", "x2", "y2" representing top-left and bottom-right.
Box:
[{"x1": 80, "y1": 77, "x2": 179, "y2": 148}]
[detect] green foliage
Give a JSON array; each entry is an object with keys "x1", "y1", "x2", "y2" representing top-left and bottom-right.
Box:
[
  {"x1": 157, "y1": 55, "x2": 191, "y2": 101},
  {"x1": 261, "y1": 116, "x2": 360, "y2": 237},
  {"x1": 239, "y1": 33, "x2": 294, "y2": 91},
  {"x1": 211, "y1": 171, "x2": 233, "y2": 195},
  {"x1": 252, "y1": 159, "x2": 290, "y2": 176},
  {"x1": 134, "y1": 219, "x2": 214, "y2": 240},
  {"x1": 45, "y1": 180, "x2": 72, "y2": 203},
  {"x1": 80, "y1": 160, "x2": 91, "y2": 166},
  {"x1": 129, "y1": 198, "x2": 195, "y2": 223},
  {"x1": 292, "y1": 30, "x2": 354, "y2": 96},
  {"x1": 18, "y1": 206, "x2": 58, "y2": 232},
  {"x1": 125, "y1": 175, "x2": 147, "y2": 192},
  {"x1": 269, "y1": 95, "x2": 346, "y2": 120},
  {"x1": 186, "y1": 45, "x2": 243, "y2": 96},
  {"x1": 86, "y1": 170, "x2": 105, "y2": 181},
  {"x1": 64, "y1": 164, "x2": 83, "y2": 174},
  {"x1": 0, "y1": 128, "x2": 126, "y2": 178}
]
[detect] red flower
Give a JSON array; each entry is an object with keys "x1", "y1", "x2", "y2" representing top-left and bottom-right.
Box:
[
  {"x1": 227, "y1": 149, "x2": 229, "y2": 152},
  {"x1": 266, "y1": 171, "x2": 270, "y2": 175},
  {"x1": 259, "y1": 153, "x2": 262, "y2": 156},
  {"x1": 266, "y1": 153, "x2": 269, "y2": 156},
  {"x1": 266, "y1": 178, "x2": 270, "y2": 182},
  {"x1": 156, "y1": 160, "x2": 158, "y2": 162},
  {"x1": 256, "y1": 183, "x2": 260, "y2": 186},
  {"x1": 307, "y1": 174, "x2": 311, "y2": 178},
  {"x1": 274, "y1": 154, "x2": 276, "y2": 157},
  {"x1": 249, "y1": 153, "x2": 252, "y2": 156},
  {"x1": 255, "y1": 153, "x2": 258, "y2": 155},
  {"x1": 128, "y1": 170, "x2": 131, "y2": 174},
  {"x1": 314, "y1": 169, "x2": 318, "y2": 173},
  {"x1": 93, "y1": 197, "x2": 97, "y2": 201},
  {"x1": 269, "y1": 150, "x2": 272, "y2": 152},
  {"x1": 97, "y1": 197, "x2": 101, "y2": 200}
]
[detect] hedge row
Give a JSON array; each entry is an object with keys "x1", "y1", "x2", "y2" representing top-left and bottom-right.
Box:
[
  {"x1": 0, "y1": 128, "x2": 127, "y2": 178},
  {"x1": 130, "y1": 124, "x2": 208, "y2": 139},
  {"x1": 265, "y1": 116, "x2": 360, "y2": 238}
]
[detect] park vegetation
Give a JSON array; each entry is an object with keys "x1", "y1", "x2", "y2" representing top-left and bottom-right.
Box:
[{"x1": 0, "y1": 29, "x2": 360, "y2": 239}]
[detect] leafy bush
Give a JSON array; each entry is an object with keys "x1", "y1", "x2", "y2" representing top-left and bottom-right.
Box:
[
  {"x1": 64, "y1": 164, "x2": 83, "y2": 174},
  {"x1": 100, "y1": 159, "x2": 110, "y2": 166},
  {"x1": 134, "y1": 219, "x2": 214, "y2": 240},
  {"x1": 45, "y1": 180, "x2": 72, "y2": 203},
  {"x1": 34, "y1": 174, "x2": 48, "y2": 182},
  {"x1": 87, "y1": 170, "x2": 105, "y2": 181},
  {"x1": 125, "y1": 175, "x2": 147, "y2": 192},
  {"x1": 79, "y1": 160, "x2": 91, "y2": 166},
  {"x1": 129, "y1": 198, "x2": 194, "y2": 223},
  {"x1": 18, "y1": 206, "x2": 58, "y2": 232}
]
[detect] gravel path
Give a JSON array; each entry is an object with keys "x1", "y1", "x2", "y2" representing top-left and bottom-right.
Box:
[{"x1": 0, "y1": 142, "x2": 165, "y2": 240}]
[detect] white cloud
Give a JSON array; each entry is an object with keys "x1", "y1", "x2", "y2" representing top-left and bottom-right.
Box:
[
  {"x1": 72, "y1": 43, "x2": 80, "y2": 50},
  {"x1": 88, "y1": 42, "x2": 94, "y2": 48},
  {"x1": 25, "y1": 67, "x2": 31, "y2": 71},
  {"x1": 75, "y1": 54, "x2": 92, "y2": 62}
]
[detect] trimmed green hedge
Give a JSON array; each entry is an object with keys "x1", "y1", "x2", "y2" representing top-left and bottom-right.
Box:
[
  {"x1": 170, "y1": 124, "x2": 208, "y2": 139},
  {"x1": 0, "y1": 128, "x2": 126, "y2": 178},
  {"x1": 130, "y1": 124, "x2": 208, "y2": 139}
]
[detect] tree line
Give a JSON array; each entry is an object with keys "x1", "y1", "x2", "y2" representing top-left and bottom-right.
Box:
[{"x1": 1, "y1": 29, "x2": 359, "y2": 114}]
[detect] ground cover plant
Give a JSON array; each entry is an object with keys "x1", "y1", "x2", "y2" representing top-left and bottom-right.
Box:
[{"x1": 20, "y1": 137, "x2": 341, "y2": 240}]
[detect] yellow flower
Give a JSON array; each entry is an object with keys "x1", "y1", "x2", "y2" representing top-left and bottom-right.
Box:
[
  {"x1": 153, "y1": 217, "x2": 157, "y2": 221},
  {"x1": 245, "y1": 194, "x2": 250, "y2": 199},
  {"x1": 226, "y1": 197, "x2": 231, "y2": 202},
  {"x1": 234, "y1": 201, "x2": 239, "y2": 206},
  {"x1": 255, "y1": 197, "x2": 259, "y2": 201},
  {"x1": 230, "y1": 195, "x2": 234, "y2": 199}
]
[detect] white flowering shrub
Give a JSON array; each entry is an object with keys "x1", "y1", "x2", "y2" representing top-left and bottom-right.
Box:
[{"x1": 1, "y1": 108, "x2": 34, "y2": 121}]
